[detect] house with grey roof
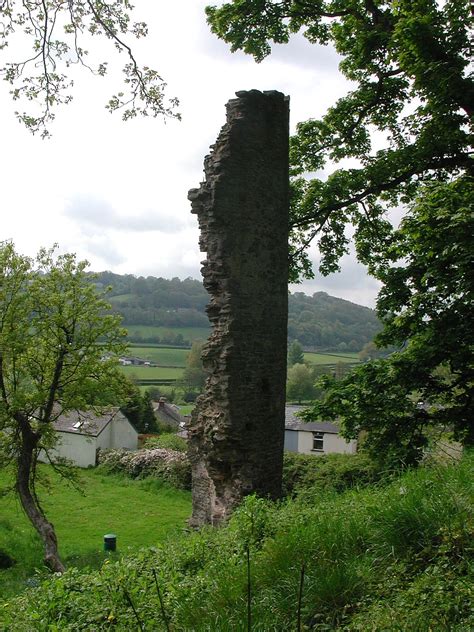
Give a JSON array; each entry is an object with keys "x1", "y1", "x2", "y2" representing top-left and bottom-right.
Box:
[
  {"x1": 154, "y1": 398, "x2": 187, "y2": 429},
  {"x1": 284, "y1": 405, "x2": 357, "y2": 456},
  {"x1": 39, "y1": 408, "x2": 138, "y2": 468}
]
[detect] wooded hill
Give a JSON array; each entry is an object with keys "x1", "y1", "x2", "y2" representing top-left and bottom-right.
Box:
[{"x1": 95, "y1": 272, "x2": 380, "y2": 351}]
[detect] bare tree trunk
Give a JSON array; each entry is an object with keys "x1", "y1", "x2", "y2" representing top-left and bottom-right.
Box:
[{"x1": 15, "y1": 422, "x2": 65, "y2": 573}]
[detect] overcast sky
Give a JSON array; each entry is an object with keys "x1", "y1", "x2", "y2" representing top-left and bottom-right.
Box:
[{"x1": 0, "y1": 0, "x2": 382, "y2": 308}]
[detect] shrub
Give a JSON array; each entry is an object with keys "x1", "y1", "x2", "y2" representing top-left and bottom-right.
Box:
[
  {"x1": 282, "y1": 451, "x2": 382, "y2": 498},
  {"x1": 155, "y1": 419, "x2": 178, "y2": 434},
  {"x1": 98, "y1": 447, "x2": 191, "y2": 490},
  {"x1": 144, "y1": 433, "x2": 187, "y2": 453}
]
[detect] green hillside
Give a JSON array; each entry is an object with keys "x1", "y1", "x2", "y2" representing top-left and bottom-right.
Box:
[{"x1": 95, "y1": 272, "x2": 380, "y2": 351}]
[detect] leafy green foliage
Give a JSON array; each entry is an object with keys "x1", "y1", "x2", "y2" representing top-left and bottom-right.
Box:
[
  {"x1": 288, "y1": 291, "x2": 380, "y2": 350},
  {"x1": 286, "y1": 362, "x2": 317, "y2": 403},
  {"x1": 0, "y1": 242, "x2": 127, "y2": 570},
  {"x1": 181, "y1": 340, "x2": 207, "y2": 392},
  {"x1": 2, "y1": 452, "x2": 473, "y2": 630},
  {"x1": 303, "y1": 179, "x2": 474, "y2": 465},
  {"x1": 120, "y1": 382, "x2": 158, "y2": 433},
  {"x1": 282, "y1": 451, "x2": 382, "y2": 498},
  {"x1": 0, "y1": 1, "x2": 179, "y2": 135},
  {"x1": 287, "y1": 340, "x2": 304, "y2": 366},
  {"x1": 206, "y1": 0, "x2": 473, "y2": 280}
]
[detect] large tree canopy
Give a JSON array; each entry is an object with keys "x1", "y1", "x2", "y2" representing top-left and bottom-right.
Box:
[
  {"x1": 301, "y1": 177, "x2": 473, "y2": 465},
  {"x1": 206, "y1": 0, "x2": 473, "y2": 280},
  {"x1": 0, "y1": 0, "x2": 179, "y2": 135},
  {"x1": 0, "y1": 242, "x2": 127, "y2": 571}
]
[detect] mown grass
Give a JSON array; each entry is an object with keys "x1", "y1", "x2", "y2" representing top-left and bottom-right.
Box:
[
  {"x1": 2, "y1": 452, "x2": 473, "y2": 630},
  {"x1": 0, "y1": 466, "x2": 191, "y2": 601},
  {"x1": 138, "y1": 384, "x2": 178, "y2": 398},
  {"x1": 304, "y1": 351, "x2": 360, "y2": 364},
  {"x1": 119, "y1": 365, "x2": 184, "y2": 380},
  {"x1": 125, "y1": 346, "x2": 189, "y2": 367}
]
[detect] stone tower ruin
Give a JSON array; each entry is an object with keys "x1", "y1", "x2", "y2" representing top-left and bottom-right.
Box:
[{"x1": 187, "y1": 89, "x2": 289, "y2": 526}]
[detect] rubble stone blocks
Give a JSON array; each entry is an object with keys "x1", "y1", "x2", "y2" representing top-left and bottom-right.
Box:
[{"x1": 187, "y1": 89, "x2": 290, "y2": 526}]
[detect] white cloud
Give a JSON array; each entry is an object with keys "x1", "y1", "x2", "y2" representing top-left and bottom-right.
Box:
[
  {"x1": 64, "y1": 194, "x2": 185, "y2": 234},
  {"x1": 0, "y1": 0, "x2": 379, "y2": 308}
]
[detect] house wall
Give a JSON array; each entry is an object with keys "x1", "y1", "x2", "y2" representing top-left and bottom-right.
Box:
[
  {"x1": 96, "y1": 423, "x2": 112, "y2": 451},
  {"x1": 110, "y1": 414, "x2": 138, "y2": 451},
  {"x1": 298, "y1": 430, "x2": 357, "y2": 456},
  {"x1": 284, "y1": 430, "x2": 299, "y2": 452},
  {"x1": 284, "y1": 429, "x2": 357, "y2": 456},
  {"x1": 47, "y1": 432, "x2": 97, "y2": 467}
]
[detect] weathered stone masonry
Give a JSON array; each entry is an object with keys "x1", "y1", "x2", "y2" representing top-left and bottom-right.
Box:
[{"x1": 187, "y1": 90, "x2": 290, "y2": 526}]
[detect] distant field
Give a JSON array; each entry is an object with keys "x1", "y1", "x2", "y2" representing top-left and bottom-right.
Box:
[
  {"x1": 120, "y1": 349, "x2": 359, "y2": 373},
  {"x1": 125, "y1": 346, "x2": 189, "y2": 367},
  {"x1": 0, "y1": 466, "x2": 191, "y2": 600},
  {"x1": 304, "y1": 352, "x2": 360, "y2": 365},
  {"x1": 119, "y1": 365, "x2": 185, "y2": 380},
  {"x1": 124, "y1": 325, "x2": 210, "y2": 343}
]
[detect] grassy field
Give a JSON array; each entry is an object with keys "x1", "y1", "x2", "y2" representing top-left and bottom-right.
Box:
[
  {"x1": 125, "y1": 346, "x2": 189, "y2": 367},
  {"x1": 304, "y1": 351, "x2": 360, "y2": 364},
  {"x1": 0, "y1": 466, "x2": 191, "y2": 601},
  {"x1": 123, "y1": 345, "x2": 360, "y2": 370},
  {"x1": 118, "y1": 349, "x2": 360, "y2": 385},
  {"x1": 125, "y1": 325, "x2": 210, "y2": 343},
  {"x1": 119, "y1": 365, "x2": 185, "y2": 380}
]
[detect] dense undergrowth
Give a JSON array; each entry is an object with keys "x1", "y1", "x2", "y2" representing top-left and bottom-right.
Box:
[{"x1": 1, "y1": 451, "x2": 472, "y2": 630}]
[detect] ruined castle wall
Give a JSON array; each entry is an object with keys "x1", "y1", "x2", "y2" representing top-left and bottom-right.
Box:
[{"x1": 187, "y1": 90, "x2": 289, "y2": 526}]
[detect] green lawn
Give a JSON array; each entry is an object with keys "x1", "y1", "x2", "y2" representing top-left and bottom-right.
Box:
[
  {"x1": 119, "y1": 365, "x2": 185, "y2": 380},
  {"x1": 304, "y1": 351, "x2": 360, "y2": 364},
  {"x1": 125, "y1": 325, "x2": 210, "y2": 342},
  {"x1": 0, "y1": 466, "x2": 191, "y2": 601},
  {"x1": 125, "y1": 346, "x2": 189, "y2": 367}
]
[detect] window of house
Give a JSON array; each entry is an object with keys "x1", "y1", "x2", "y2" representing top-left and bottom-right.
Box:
[{"x1": 312, "y1": 431, "x2": 324, "y2": 451}]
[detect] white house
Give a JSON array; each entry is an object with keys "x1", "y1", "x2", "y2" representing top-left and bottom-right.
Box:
[
  {"x1": 284, "y1": 405, "x2": 357, "y2": 456},
  {"x1": 39, "y1": 408, "x2": 138, "y2": 468}
]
